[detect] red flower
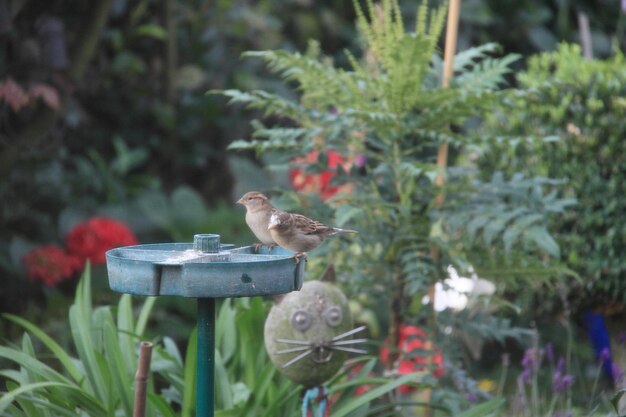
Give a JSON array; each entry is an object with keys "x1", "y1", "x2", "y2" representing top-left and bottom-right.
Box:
[
  {"x1": 66, "y1": 217, "x2": 138, "y2": 266},
  {"x1": 289, "y1": 150, "x2": 352, "y2": 201},
  {"x1": 22, "y1": 245, "x2": 81, "y2": 286},
  {"x1": 380, "y1": 325, "x2": 444, "y2": 394}
]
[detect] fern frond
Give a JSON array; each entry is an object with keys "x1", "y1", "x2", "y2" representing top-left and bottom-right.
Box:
[
  {"x1": 415, "y1": 1, "x2": 428, "y2": 35},
  {"x1": 456, "y1": 54, "x2": 521, "y2": 92},
  {"x1": 427, "y1": 4, "x2": 447, "y2": 47},
  {"x1": 217, "y1": 89, "x2": 307, "y2": 120},
  {"x1": 454, "y1": 43, "x2": 501, "y2": 71}
]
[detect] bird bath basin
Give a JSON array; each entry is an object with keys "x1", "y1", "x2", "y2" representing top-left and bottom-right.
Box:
[{"x1": 105, "y1": 234, "x2": 305, "y2": 417}]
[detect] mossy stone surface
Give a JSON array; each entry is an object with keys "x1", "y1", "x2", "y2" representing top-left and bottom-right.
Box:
[{"x1": 264, "y1": 280, "x2": 353, "y2": 387}]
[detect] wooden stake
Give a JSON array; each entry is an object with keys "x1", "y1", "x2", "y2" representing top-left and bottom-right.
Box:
[
  {"x1": 134, "y1": 341, "x2": 154, "y2": 417},
  {"x1": 425, "y1": 2, "x2": 461, "y2": 414},
  {"x1": 436, "y1": 0, "x2": 461, "y2": 204}
]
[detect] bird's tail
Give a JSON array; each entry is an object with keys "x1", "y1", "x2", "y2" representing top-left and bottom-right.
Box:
[{"x1": 331, "y1": 228, "x2": 358, "y2": 235}]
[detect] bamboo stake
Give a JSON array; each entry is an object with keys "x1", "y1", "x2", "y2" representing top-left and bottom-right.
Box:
[
  {"x1": 436, "y1": 0, "x2": 461, "y2": 203},
  {"x1": 133, "y1": 341, "x2": 154, "y2": 417},
  {"x1": 430, "y1": 0, "x2": 461, "y2": 302},
  {"x1": 423, "y1": 2, "x2": 461, "y2": 415}
]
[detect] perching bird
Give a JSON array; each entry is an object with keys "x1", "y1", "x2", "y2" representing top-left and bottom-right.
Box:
[
  {"x1": 236, "y1": 191, "x2": 277, "y2": 251},
  {"x1": 268, "y1": 210, "x2": 357, "y2": 261}
]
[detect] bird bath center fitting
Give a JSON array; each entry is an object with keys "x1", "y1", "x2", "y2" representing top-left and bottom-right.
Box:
[{"x1": 105, "y1": 234, "x2": 305, "y2": 417}]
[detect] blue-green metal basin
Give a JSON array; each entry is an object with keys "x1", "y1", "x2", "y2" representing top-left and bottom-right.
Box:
[{"x1": 105, "y1": 243, "x2": 304, "y2": 298}]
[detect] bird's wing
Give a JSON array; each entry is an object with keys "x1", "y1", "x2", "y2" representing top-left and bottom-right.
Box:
[{"x1": 291, "y1": 213, "x2": 330, "y2": 235}]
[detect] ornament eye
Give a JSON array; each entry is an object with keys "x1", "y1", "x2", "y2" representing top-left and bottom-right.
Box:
[
  {"x1": 324, "y1": 306, "x2": 343, "y2": 327},
  {"x1": 291, "y1": 310, "x2": 311, "y2": 331}
]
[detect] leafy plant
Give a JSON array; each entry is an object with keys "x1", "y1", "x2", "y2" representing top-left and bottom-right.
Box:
[
  {"x1": 213, "y1": 2, "x2": 582, "y2": 415},
  {"x1": 481, "y1": 43, "x2": 626, "y2": 307},
  {"x1": 218, "y1": 0, "x2": 569, "y2": 367},
  {"x1": 0, "y1": 265, "x2": 183, "y2": 416}
]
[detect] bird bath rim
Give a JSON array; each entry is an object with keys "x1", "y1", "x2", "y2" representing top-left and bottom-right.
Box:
[{"x1": 105, "y1": 235, "x2": 305, "y2": 298}]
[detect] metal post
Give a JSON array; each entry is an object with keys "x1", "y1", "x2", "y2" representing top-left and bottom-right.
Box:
[{"x1": 197, "y1": 298, "x2": 215, "y2": 417}]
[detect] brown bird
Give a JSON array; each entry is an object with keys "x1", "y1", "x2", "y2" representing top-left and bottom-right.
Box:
[
  {"x1": 236, "y1": 191, "x2": 277, "y2": 251},
  {"x1": 268, "y1": 210, "x2": 358, "y2": 262}
]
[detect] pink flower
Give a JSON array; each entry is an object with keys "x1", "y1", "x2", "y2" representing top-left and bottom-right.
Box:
[{"x1": 66, "y1": 217, "x2": 138, "y2": 266}]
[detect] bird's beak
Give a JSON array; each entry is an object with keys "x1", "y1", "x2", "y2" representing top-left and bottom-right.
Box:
[
  {"x1": 236, "y1": 198, "x2": 243, "y2": 205},
  {"x1": 267, "y1": 220, "x2": 278, "y2": 230}
]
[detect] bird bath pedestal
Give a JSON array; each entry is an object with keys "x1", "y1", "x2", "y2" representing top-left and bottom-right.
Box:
[{"x1": 105, "y1": 234, "x2": 305, "y2": 417}]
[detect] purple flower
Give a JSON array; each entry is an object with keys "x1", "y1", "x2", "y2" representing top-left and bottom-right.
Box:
[
  {"x1": 618, "y1": 331, "x2": 626, "y2": 346},
  {"x1": 546, "y1": 343, "x2": 554, "y2": 363},
  {"x1": 552, "y1": 357, "x2": 574, "y2": 393},
  {"x1": 622, "y1": 0, "x2": 626, "y2": 14},
  {"x1": 521, "y1": 348, "x2": 535, "y2": 369},
  {"x1": 552, "y1": 374, "x2": 574, "y2": 393},
  {"x1": 599, "y1": 347, "x2": 611, "y2": 364},
  {"x1": 466, "y1": 391, "x2": 477, "y2": 403},
  {"x1": 355, "y1": 154, "x2": 367, "y2": 167},
  {"x1": 555, "y1": 356, "x2": 565, "y2": 373}
]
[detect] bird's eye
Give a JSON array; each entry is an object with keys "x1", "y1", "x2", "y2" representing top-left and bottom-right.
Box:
[
  {"x1": 324, "y1": 306, "x2": 343, "y2": 327},
  {"x1": 291, "y1": 310, "x2": 312, "y2": 331}
]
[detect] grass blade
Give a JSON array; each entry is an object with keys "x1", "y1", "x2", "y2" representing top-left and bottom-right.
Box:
[
  {"x1": 330, "y1": 373, "x2": 426, "y2": 417},
  {"x1": 3, "y1": 314, "x2": 83, "y2": 384},
  {"x1": 182, "y1": 327, "x2": 197, "y2": 417}
]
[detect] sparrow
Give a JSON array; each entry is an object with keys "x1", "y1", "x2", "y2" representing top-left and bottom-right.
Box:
[
  {"x1": 236, "y1": 191, "x2": 277, "y2": 251},
  {"x1": 267, "y1": 210, "x2": 358, "y2": 262}
]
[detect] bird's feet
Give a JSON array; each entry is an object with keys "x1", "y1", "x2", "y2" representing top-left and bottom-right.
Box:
[
  {"x1": 254, "y1": 243, "x2": 278, "y2": 253},
  {"x1": 293, "y1": 252, "x2": 307, "y2": 264}
]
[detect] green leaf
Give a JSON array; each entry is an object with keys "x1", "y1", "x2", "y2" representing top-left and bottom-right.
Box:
[
  {"x1": 135, "y1": 23, "x2": 168, "y2": 40},
  {"x1": 2, "y1": 315, "x2": 84, "y2": 384},
  {"x1": 456, "y1": 398, "x2": 505, "y2": 417},
  {"x1": 182, "y1": 327, "x2": 197, "y2": 417},
  {"x1": 69, "y1": 303, "x2": 108, "y2": 401},
  {"x1": 136, "y1": 296, "x2": 157, "y2": 336},
  {"x1": 330, "y1": 373, "x2": 426, "y2": 417},
  {"x1": 103, "y1": 318, "x2": 134, "y2": 415},
  {"x1": 610, "y1": 388, "x2": 626, "y2": 416},
  {"x1": 0, "y1": 347, "x2": 74, "y2": 386},
  {"x1": 525, "y1": 225, "x2": 560, "y2": 258},
  {"x1": 227, "y1": 140, "x2": 257, "y2": 151},
  {"x1": 214, "y1": 349, "x2": 233, "y2": 410},
  {"x1": 0, "y1": 382, "x2": 105, "y2": 415},
  {"x1": 117, "y1": 294, "x2": 136, "y2": 372}
]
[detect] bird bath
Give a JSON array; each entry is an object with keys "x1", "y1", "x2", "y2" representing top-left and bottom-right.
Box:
[{"x1": 105, "y1": 234, "x2": 305, "y2": 417}]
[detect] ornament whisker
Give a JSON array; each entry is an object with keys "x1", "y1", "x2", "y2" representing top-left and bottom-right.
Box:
[
  {"x1": 282, "y1": 349, "x2": 313, "y2": 368},
  {"x1": 332, "y1": 325, "x2": 367, "y2": 341}
]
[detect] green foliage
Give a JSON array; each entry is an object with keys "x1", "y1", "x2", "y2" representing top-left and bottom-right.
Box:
[
  {"x1": 217, "y1": 3, "x2": 576, "y2": 415},
  {"x1": 219, "y1": 0, "x2": 564, "y2": 317},
  {"x1": 0, "y1": 265, "x2": 178, "y2": 416},
  {"x1": 481, "y1": 43, "x2": 626, "y2": 305},
  {"x1": 0, "y1": 265, "x2": 438, "y2": 416}
]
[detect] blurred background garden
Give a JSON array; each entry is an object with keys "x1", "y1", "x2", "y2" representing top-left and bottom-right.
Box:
[{"x1": 1, "y1": 0, "x2": 626, "y2": 415}]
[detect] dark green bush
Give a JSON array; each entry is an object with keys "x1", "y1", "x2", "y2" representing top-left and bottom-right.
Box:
[{"x1": 482, "y1": 43, "x2": 626, "y2": 306}]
